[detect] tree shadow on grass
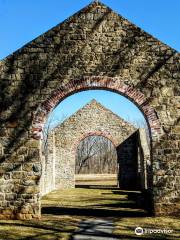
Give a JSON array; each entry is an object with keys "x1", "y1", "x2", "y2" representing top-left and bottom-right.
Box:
[
  {"x1": 42, "y1": 187, "x2": 149, "y2": 218},
  {"x1": 0, "y1": 219, "x2": 78, "y2": 240}
]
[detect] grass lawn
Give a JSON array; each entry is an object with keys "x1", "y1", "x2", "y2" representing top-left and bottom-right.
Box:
[{"x1": 0, "y1": 187, "x2": 179, "y2": 239}]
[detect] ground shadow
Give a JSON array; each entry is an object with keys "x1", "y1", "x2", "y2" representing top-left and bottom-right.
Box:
[
  {"x1": 42, "y1": 206, "x2": 147, "y2": 218},
  {"x1": 42, "y1": 186, "x2": 149, "y2": 218}
]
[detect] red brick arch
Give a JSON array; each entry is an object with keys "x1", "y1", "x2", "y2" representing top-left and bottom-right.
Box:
[
  {"x1": 72, "y1": 131, "x2": 119, "y2": 155},
  {"x1": 32, "y1": 76, "x2": 161, "y2": 140}
]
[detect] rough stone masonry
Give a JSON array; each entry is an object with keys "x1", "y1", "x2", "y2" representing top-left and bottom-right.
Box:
[{"x1": 0, "y1": 1, "x2": 179, "y2": 219}]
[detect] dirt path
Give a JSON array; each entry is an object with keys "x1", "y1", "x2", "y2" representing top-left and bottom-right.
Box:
[{"x1": 71, "y1": 219, "x2": 117, "y2": 240}]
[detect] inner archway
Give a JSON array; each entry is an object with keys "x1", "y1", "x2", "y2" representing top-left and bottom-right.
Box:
[{"x1": 75, "y1": 135, "x2": 118, "y2": 187}]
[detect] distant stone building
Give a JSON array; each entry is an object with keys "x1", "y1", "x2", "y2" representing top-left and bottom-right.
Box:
[
  {"x1": 42, "y1": 100, "x2": 145, "y2": 194},
  {"x1": 0, "y1": 1, "x2": 179, "y2": 219}
]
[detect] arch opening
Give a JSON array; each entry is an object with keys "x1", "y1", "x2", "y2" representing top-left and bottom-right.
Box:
[
  {"x1": 35, "y1": 78, "x2": 157, "y2": 219},
  {"x1": 40, "y1": 88, "x2": 152, "y2": 196},
  {"x1": 75, "y1": 135, "x2": 118, "y2": 187}
]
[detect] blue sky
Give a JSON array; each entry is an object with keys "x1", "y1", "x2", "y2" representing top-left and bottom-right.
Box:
[
  {"x1": 0, "y1": 0, "x2": 179, "y2": 60},
  {"x1": 0, "y1": 0, "x2": 179, "y2": 128}
]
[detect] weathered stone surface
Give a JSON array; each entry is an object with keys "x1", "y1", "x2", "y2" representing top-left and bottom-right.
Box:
[{"x1": 0, "y1": 1, "x2": 179, "y2": 219}]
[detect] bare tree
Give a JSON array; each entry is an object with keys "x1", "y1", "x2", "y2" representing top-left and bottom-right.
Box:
[
  {"x1": 76, "y1": 136, "x2": 117, "y2": 174},
  {"x1": 42, "y1": 112, "x2": 67, "y2": 154},
  {"x1": 76, "y1": 136, "x2": 99, "y2": 174}
]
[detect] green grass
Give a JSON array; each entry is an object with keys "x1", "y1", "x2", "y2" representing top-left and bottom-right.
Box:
[
  {"x1": 0, "y1": 187, "x2": 179, "y2": 239},
  {"x1": 114, "y1": 217, "x2": 180, "y2": 239}
]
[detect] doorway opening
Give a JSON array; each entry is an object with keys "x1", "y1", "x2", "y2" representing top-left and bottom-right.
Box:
[
  {"x1": 40, "y1": 88, "x2": 153, "y2": 224},
  {"x1": 75, "y1": 135, "x2": 118, "y2": 188}
]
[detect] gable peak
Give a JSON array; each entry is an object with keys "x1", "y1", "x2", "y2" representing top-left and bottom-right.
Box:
[
  {"x1": 89, "y1": 99, "x2": 99, "y2": 104},
  {"x1": 88, "y1": 0, "x2": 110, "y2": 8},
  {"x1": 86, "y1": 99, "x2": 104, "y2": 108}
]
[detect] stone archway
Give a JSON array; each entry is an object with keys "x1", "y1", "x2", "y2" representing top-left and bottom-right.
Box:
[
  {"x1": 0, "y1": 1, "x2": 179, "y2": 219},
  {"x1": 0, "y1": 76, "x2": 175, "y2": 220},
  {"x1": 33, "y1": 77, "x2": 160, "y2": 197}
]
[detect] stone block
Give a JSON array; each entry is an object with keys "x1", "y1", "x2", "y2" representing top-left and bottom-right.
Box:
[{"x1": 25, "y1": 186, "x2": 39, "y2": 194}]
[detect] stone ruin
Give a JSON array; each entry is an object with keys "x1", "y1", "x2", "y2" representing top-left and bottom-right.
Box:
[
  {"x1": 41, "y1": 100, "x2": 150, "y2": 195},
  {"x1": 0, "y1": 1, "x2": 179, "y2": 219}
]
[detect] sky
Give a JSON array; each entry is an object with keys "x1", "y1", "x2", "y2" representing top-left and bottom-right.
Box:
[
  {"x1": 0, "y1": 0, "x2": 179, "y2": 128},
  {"x1": 0, "y1": 0, "x2": 179, "y2": 60}
]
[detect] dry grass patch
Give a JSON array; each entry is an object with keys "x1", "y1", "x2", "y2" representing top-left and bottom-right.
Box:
[
  {"x1": 114, "y1": 216, "x2": 180, "y2": 239},
  {"x1": 0, "y1": 187, "x2": 179, "y2": 239}
]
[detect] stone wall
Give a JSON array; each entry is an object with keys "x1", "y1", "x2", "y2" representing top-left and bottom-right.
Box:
[
  {"x1": 138, "y1": 128, "x2": 151, "y2": 190},
  {"x1": 116, "y1": 128, "x2": 151, "y2": 190},
  {"x1": 117, "y1": 132, "x2": 138, "y2": 190},
  {"x1": 43, "y1": 100, "x2": 137, "y2": 191},
  {"x1": 0, "y1": 1, "x2": 179, "y2": 219},
  {"x1": 43, "y1": 116, "x2": 150, "y2": 194},
  {"x1": 41, "y1": 133, "x2": 56, "y2": 195}
]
